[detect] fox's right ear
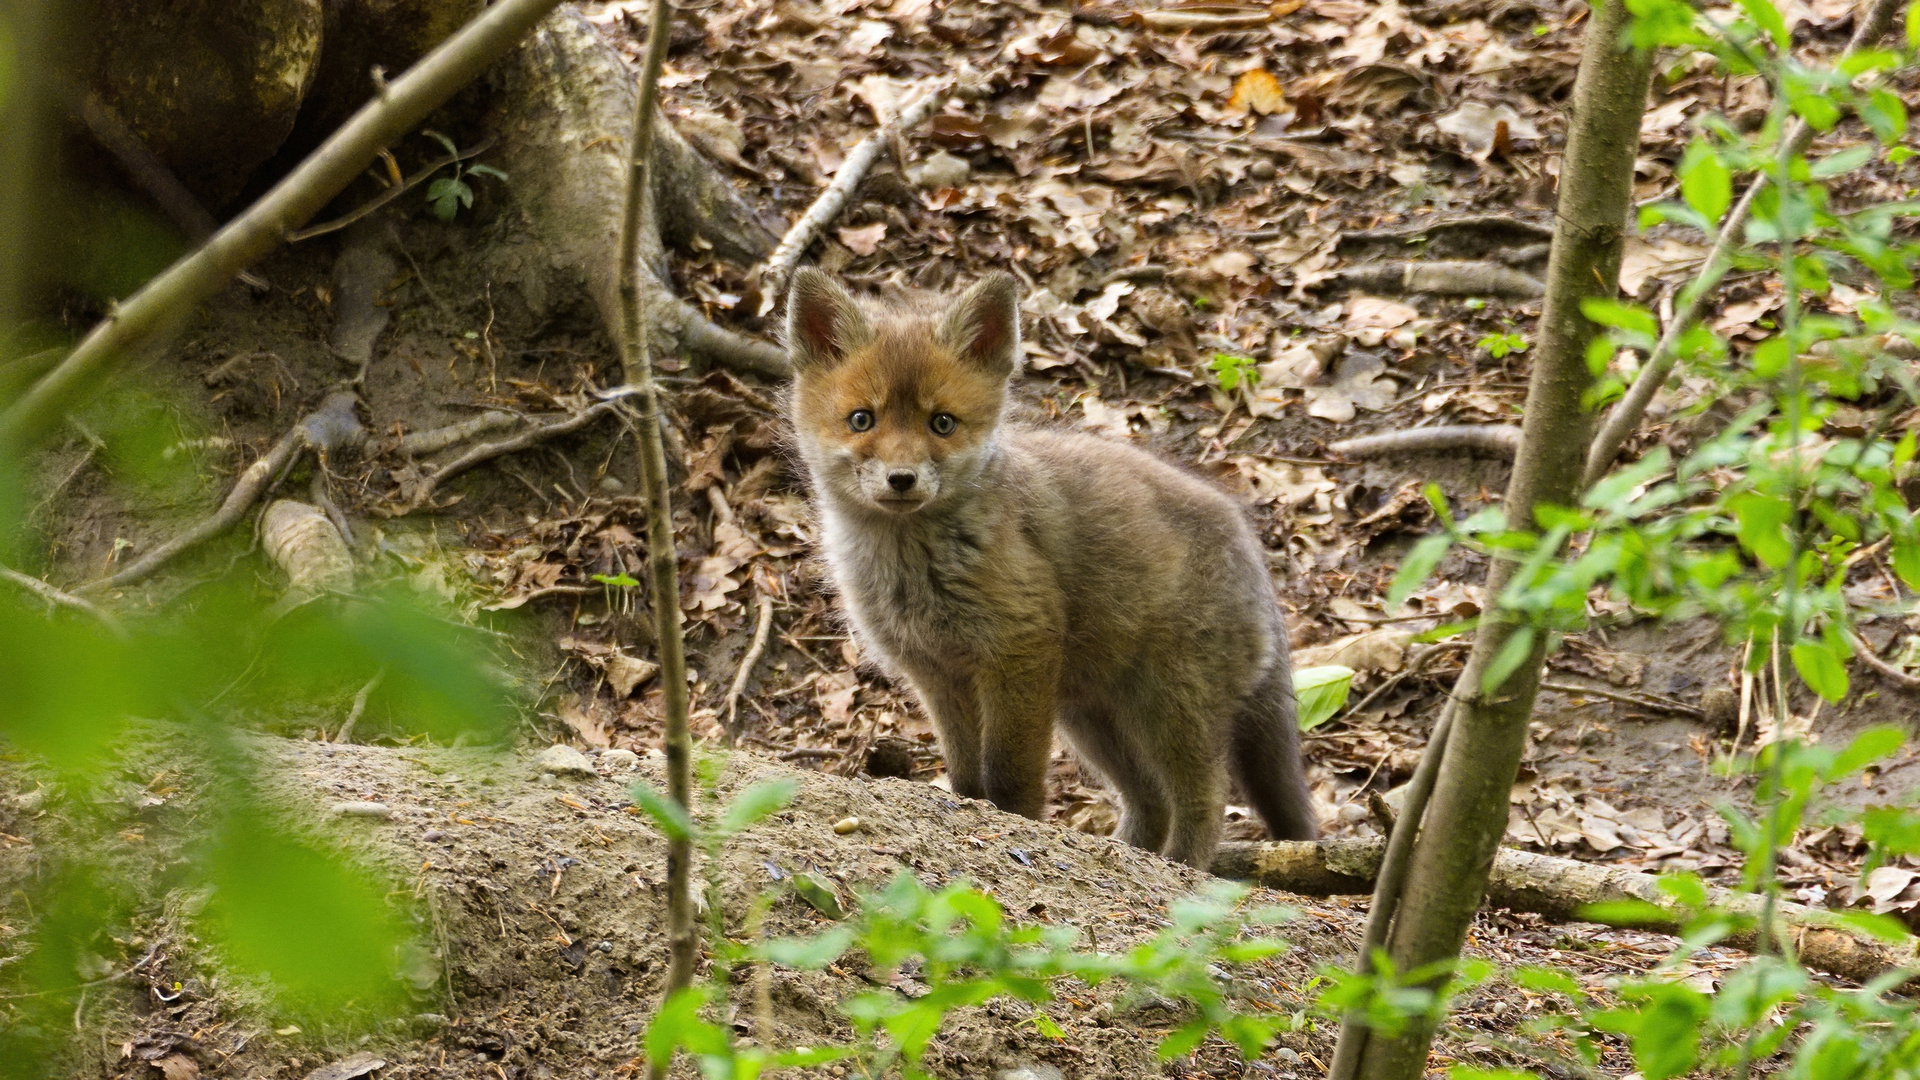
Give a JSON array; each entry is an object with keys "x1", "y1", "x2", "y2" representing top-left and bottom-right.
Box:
[{"x1": 785, "y1": 269, "x2": 873, "y2": 373}]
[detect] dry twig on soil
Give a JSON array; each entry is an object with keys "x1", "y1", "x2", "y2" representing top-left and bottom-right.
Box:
[
  {"x1": 723, "y1": 592, "x2": 775, "y2": 743},
  {"x1": 1331, "y1": 424, "x2": 1522, "y2": 460},
  {"x1": 1217, "y1": 838, "x2": 1920, "y2": 988},
  {"x1": 753, "y1": 77, "x2": 956, "y2": 313},
  {"x1": 1849, "y1": 629, "x2": 1920, "y2": 690}
]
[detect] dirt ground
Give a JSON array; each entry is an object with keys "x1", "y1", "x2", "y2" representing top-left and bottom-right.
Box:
[
  {"x1": 4, "y1": 734, "x2": 1731, "y2": 1079},
  {"x1": 11, "y1": 0, "x2": 1920, "y2": 1075}
]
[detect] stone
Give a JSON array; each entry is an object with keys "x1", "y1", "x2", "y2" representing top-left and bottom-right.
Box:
[
  {"x1": 537, "y1": 744, "x2": 597, "y2": 778},
  {"x1": 329, "y1": 801, "x2": 392, "y2": 820},
  {"x1": 600, "y1": 748, "x2": 640, "y2": 770},
  {"x1": 995, "y1": 1066, "x2": 1064, "y2": 1080}
]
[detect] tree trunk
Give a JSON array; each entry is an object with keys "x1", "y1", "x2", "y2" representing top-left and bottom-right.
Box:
[{"x1": 1343, "y1": 3, "x2": 1656, "y2": 1077}]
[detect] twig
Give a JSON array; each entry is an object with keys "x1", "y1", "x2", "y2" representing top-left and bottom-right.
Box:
[
  {"x1": 85, "y1": 392, "x2": 363, "y2": 591},
  {"x1": 753, "y1": 77, "x2": 956, "y2": 313},
  {"x1": 1331, "y1": 424, "x2": 1522, "y2": 460},
  {"x1": 1580, "y1": 0, "x2": 1905, "y2": 490},
  {"x1": 287, "y1": 136, "x2": 496, "y2": 242},
  {"x1": 0, "y1": 0, "x2": 572, "y2": 455},
  {"x1": 617, "y1": 2, "x2": 698, "y2": 1074},
  {"x1": 1849, "y1": 629, "x2": 1920, "y2": 690},
  {"x1": 723, "y1": 592, "x2": 776, "y2": 744},
  {"x1": 1537, "y1": 677, "x2": 1706, "y2": 720},
  {"x1": 333, "y1": 669, "x2": 386, "y2": 744},
  {"x1": 0, "y1": 564, "x2": 126, "y2": 638}
]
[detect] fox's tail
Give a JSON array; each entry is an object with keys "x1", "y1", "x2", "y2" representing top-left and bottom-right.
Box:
[{"x1": 1231, "y1": 662, "x2": 1319, "y2": 841}]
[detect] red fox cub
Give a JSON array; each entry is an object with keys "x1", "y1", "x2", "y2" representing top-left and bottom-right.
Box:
[{"x1": 784, "y1": 268, "x2": 1317, "y2": 867}]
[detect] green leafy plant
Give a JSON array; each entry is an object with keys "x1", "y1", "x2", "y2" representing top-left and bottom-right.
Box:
[
  {"x1": 630, "y1": 762, "x2": 1310, "y2": 1078},
  {"x1": 1477, "y1": 330, "x2": 1528, "y2": 359},
  {"x1": 1209, "y1": 351, "x2": 1260, "y2": 392},
  {"x1": 424, "y1": 132, "x2": 507, "y2": 221},
  {"x1": 1293, "y1": 664, "x2": 1355, "y2": 731}
]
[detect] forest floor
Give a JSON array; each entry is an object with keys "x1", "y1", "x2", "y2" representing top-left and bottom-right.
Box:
[{"x1": 8, "y1": 0, "x2": 1920, "y2": 1076}]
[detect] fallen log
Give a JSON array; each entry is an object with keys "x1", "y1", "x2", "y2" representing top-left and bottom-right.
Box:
[
  {"x1": 1214, "y1": 839, "x2": 1920, "y2": 987},
  {"x1": 1331, "y1": 424, "x2": 1522, "y2": 460}
]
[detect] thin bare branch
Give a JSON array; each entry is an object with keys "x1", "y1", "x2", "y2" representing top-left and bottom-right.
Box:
[
  {"x1": 0, "y1": 0, "x2": 571, "y2": 455},
  {"x1": 0, "y1": 564, "x2": 126, "y2": 637}
]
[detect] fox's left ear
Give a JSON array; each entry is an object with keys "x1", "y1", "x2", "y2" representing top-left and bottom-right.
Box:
[{"x1": 938, "y1": 272, "x2": 1021, "y2": 378}]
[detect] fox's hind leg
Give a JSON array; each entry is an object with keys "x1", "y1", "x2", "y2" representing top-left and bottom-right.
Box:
[
  {"x1": 1060, "y1": 705, "x2": 1171, "y2": 852},
  {"x1": 1157, "y1": 720, "x2": 1228, "y2": 869}
]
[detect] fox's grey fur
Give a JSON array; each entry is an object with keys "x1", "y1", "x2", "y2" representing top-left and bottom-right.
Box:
[{"x1": 784, "y1": 267, "x2": 1317, "y2": 867}]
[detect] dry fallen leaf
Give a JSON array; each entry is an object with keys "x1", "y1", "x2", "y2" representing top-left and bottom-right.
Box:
[
  {"x1": 154, "y1": 1055, "x2": 199, "y2": 1080},
  {"x1": 837, "y1": 222, "x2": 887, "y2": 256},
  {"x1": 1227, "y1": 69, "x2": 1286, "y2": 116}
]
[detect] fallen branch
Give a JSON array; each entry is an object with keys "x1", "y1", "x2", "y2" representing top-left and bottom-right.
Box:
[
  {"x1": 1579, "y1": 0, "x2": 1904, "y2": 490},
  {"x1": 1538, "y1": 677, "x2": 1707, "y2": 720},
  {"x1": 1215, "y1": 839, "x2": 1920, "y2": 988},
  {"x1": 387, "y1": 401, "x2": 619, "y2": 514},
  {"x1": 333, "y1": 670, "x2": 386, "y2": 745},
  {"x1": 1850, "y1": 629, "x2": 1920, "y2": 690},
  {"x1": 1331, "y1": 425, "x2": 1521, "y2": 460},
  {"x1": 87, "y1": 392, "x2": 364, "y2": 592},
  {"x1": 0, "y1": 564, "x2": 126, "y2": 638},
  {"x1": 753, "y1": 78, "x2": 956, "y2": 314},
  {"x1": 0, "y1": 0, "x2": 571, "y2": 454},
  {"x1": 723, "y1": 592, "x2": 775, "y2": 743},
  {"x1": 1323, "y1": 261, "x2": 1544, "y2": 299}
]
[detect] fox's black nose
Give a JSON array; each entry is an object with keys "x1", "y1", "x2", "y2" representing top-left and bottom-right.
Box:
[{"x1": 887, "y1": 470, "x2": 917, "y2": 492}]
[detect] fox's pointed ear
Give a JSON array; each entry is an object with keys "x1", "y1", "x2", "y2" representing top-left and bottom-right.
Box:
[
  {"x1": 785, "y1": 269, "x2": 872, "y2": 373},
  {"x1": 938, "y1": 272, "x2": 1021, "y2": 378}
]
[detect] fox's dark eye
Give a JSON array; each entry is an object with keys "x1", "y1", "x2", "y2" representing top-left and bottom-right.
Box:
[
  {"x1": 929, "y1": 412, "x2": 957, "y2": 436},
  {"x1": 848, "y1": 409, "x2": 875, "y2": 432}
]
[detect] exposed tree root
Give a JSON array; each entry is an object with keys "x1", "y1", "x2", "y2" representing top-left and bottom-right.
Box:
[
  {"x1": 395, "y1": 410, "x2": 524, "y2": 456},
  {"x1": 0, "y1": 563, "x2": 126, "y2": 637},
  {"x1": 261, "y1": 499, "x2": 356, "y2": 601},
  {"x1": 1215, "y1": 839, "x2": 1920, "y2": 988},
  {"x1": 87, "y1": 392, "x2": 365, "y2": 592},
  {"x1": 1331, "y1": 424, "x2": 1521, "y2": 460},
  {"x1": 492, "y1": 12, "x2": 785, "y2": 380},
  {"x1": 1850, "y1": 629, "x2": 1920, "y2": 690},
  {"x1": 753, "y1": 76, "x2": 956, "y2": 314},
  {"x1": 383, "y1": 400, "x2": 620, "y2": 515},
  {"x1": 723, "y1": 591, "x2": 775, "y2": 742}
]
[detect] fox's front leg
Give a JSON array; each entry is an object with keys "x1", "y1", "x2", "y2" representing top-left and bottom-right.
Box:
[
  {"x1": 975, "y1": 643, "x2": 1061, "y2": 819},
  {"x1": 909, "y1": 674, "x2": 987, "y2": 800}
]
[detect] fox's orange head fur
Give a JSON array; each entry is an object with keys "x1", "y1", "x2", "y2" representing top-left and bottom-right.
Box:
[{"x1": 785, "y1": 269, "x2": 1020, "y2": 516}]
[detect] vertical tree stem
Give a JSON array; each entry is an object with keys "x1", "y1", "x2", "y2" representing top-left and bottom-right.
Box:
[
  {"x1": 1345, "y1": 2, "x2": 1655, "y2": 1076},
  {"x1": 615, "y1": 2, "x2": 695, "y2": 1074}
]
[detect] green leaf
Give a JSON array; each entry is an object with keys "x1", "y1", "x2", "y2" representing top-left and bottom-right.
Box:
[
  {"x1": 1791, "y1": 92, "x2": 1842, "y2": 131},
  {"x1": 593, "y1": 572, "x2": 640, "y2": 587},
  {"x1": 791, "y1": 873, "x2": 846, "y2": 919},
  {"x1": 1679, "y1": 139, "x2": 1732, "y2": 224},
  {"x1": 1730, "y1": 492, "x2": 1793, "y2": 567},
  {"x1": 1829, "y1": 725, "x2": 1904, "y2": 778},
  {"x1": 1028, "y1": 1013, "x2": 1067, "y2": 1039},
  {"x1": 1156, "y1": 1018, "x2": 1211, "y2": 1059},
  {"x1": 1892, "y1": 535, "x2": 1920, "y2": 589},
  {"x1": 1791, "y1": 638, "x2": 1850, "y2": 702},
  {"x1": 1481, "y1": 625, "x2": 1536, "y2": 695},
  {"x1": 646, "y1": 986, "x2": 728, "y2": 1065},
  {"x1": 1580, "y1": 298, "x2": 1658, "y2": 337},
  {"x1": 1809, "y1": 144, "x2": 1873, "y2": 179},
  {"x1": 1751, "y1": 337, "x2": 1791, "y2": 378},
  {"x1": 1388, "y1": 533, "x2": 1454, "y2": 606},
  {"x1": 202, "y1": 817, "x2": 406, "y2": 1010},
  {"x1": 1655, "y1": 871, "x2": 1708, "y2": 908},
  {"x1": 1512, "y1": 966, "x2": 1583, "y2": 999},
  {"x1": 716, "y1": 778, "x2": 798, "y2": 838},
  {"x1": 1909, "y1": 0, "x2": 1920, "y2": 48},
  {"x1": 1865, "y1": 86, "x2": 1911, "y2": 144},
  {"x1": 1293, "y1": 664, "x2": 1355, "y2": 732},
  {"x1": 1736, "y1": 0, "x2": 1789, "y2": 46},
  {"x1": 629, "y1": 780, "x2": 694, "y2": 842},
  {"x1": 1578, "y1": 899, "x2": 1675, "y2": 926},
  {"x1": 1832, "y1": 910, "x2": 1914, "y2": 944},
  {"x1": 466, "y1": 162, "x2": 509, "y2": 182},
  {"x1": 762, "y1": 927, "x2": 854, "y2": 969}
]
